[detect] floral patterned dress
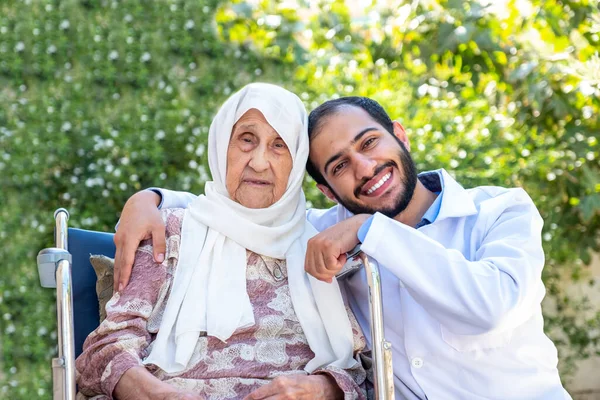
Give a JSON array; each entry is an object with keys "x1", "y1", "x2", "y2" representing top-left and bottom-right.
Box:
[{"x1": 76, "y1": 208, "x2": 368, "y2": 400}]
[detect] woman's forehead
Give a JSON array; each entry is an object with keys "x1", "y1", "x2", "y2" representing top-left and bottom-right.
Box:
[{"x1": 234, "y1": 109, "x2": 280, "y2": 137}]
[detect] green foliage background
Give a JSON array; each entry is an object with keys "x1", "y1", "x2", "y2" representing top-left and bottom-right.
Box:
[{"x1": 0, "y1": 0, "x2": 598, "y2": 397}]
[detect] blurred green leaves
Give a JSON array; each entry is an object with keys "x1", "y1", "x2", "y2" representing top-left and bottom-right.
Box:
[{"x1": 0, "y1": 0, "x2": 599, "y2": 397}]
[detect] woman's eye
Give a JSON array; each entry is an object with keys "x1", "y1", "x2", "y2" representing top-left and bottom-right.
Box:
[{"x1": 274, "y1": 141, "x2": 287, "y2": 149}]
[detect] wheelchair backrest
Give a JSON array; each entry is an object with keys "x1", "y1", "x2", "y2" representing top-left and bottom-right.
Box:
[{"x1": 68, "y1": 228, "x2": 115, "y2": 358}]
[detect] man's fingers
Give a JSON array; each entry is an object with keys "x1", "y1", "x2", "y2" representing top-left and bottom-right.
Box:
[
  {"x1": 117, "y1": 239, "x2": 138, "y2": 291},
  {"x1": 113, "y1": 252, "x2": 122, "y2": 291},
  {"x1": 152, "y1": 226, "x2": 167, "y2": 263}
]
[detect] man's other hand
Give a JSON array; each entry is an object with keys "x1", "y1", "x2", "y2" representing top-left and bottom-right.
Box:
[
  {"x1": 305, "y1": 214, "x2": 369, "y2": 283},
  {"x1": 113, "y1": 190, "x2": 165, "y2": 291}
]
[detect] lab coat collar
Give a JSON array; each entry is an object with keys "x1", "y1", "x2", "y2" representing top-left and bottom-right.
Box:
[{"x1": 433, "y1": 169, "x2": 478, "y2": 222}]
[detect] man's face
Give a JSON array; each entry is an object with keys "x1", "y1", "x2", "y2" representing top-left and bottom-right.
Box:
[{"x1": 309, "y1": 106, "x2": 418, "y2": 218}]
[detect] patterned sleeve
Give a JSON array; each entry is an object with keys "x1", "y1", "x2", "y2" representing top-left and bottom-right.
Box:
[
  {"x1": 75, "y1": 208, "x2": 184, "y2": 399},
  {"x1": 313, "y1": 307, "x2": 369, "y2": 400}
]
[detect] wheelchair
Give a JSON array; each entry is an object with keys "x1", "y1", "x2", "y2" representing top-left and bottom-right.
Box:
[{"x1": 37, "y1": 208, "x2": 394, "y2": 400}]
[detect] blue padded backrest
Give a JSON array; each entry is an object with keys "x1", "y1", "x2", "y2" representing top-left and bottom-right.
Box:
[{"x1": 68, "y1": 228, "x2": 115, "y2": 358}]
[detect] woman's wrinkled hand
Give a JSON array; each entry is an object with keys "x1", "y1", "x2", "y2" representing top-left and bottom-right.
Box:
[
  {"x1": 244, "y1": 374, "x2": 343, "y2": 400},
  {"x1": 113, "y1": 189, "x2": 165, "y2": 292},
  {"x1": 161, "y1": 392, "x2": 206, "y2": 400}
]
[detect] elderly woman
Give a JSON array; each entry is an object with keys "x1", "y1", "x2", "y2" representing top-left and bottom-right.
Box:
[{"x1": 75, "y1": 83, "x2": 367, "y2": 400}]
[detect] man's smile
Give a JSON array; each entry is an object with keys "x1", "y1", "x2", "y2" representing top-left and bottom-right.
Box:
[{"x1": 360, "y1": 167, "x2": 394, "y2": 198}]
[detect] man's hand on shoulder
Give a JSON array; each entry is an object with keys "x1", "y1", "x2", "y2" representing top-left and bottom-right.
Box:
[
  {"x1": 305, "y1": 214, "x2": 370, "y2": 283},
  {"x1": 113, "y1": 190, "x2": 165, "y2": 291}
]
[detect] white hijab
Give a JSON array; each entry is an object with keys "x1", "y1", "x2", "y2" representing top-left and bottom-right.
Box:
[{"x1": 144, "y1": 83, "x2": 356, "y2": 374}]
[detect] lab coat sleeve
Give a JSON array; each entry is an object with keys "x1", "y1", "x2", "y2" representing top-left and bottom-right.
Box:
[
  {"x1": 151, "y1": 188, "x2": 197, "y2": 210},
  {"x1": 360, "y1": 189, "x2": 545, "y2": 335},
  {"x1": 306, "y1": 205, "x2": 340, "y2": 232}
]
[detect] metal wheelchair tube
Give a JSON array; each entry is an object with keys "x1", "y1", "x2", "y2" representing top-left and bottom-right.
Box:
[
  {"x1": 54, "y1": 208, "x2": 69, "y2": 251},
  {"x1": 359, "y1": 252, "x2": 395, "y2": 400},
  {"x1": 53, "y1": 208, "x2": 75, "y2": 400}
]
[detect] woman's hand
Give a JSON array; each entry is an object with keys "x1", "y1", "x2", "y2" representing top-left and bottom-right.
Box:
[
  {"x1": 113, "y1": 190, "x2": 165, "y2": 291},
  {"x1": 114, "y1": 367, "x2": 206, "y2": 400},
  {"x1": 161, "y1": 392, "x2": 206, "y2": 400},
  {"x1": 244, "y1": 374, "x2": 343, "y2": 400}
]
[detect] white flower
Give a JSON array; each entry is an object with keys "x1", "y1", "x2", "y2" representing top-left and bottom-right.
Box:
[
  {"x1": 140, "y1": 52, "x2": 151, "y2": 62},
  {"x1": 265, "y1": 15, "x2": 282, "y2": 28},
  {"x1": 109, "y1": 50, "x2": 119, "y2": 60},
  {"x1": 59, "y1": 20, "x2": 70, "y2": 30},
  {"x1": 455, "y1": 26, "x2": 467, "y2": 38},
  {"x1": 14, "y1": 42, "x2": 25, "y2": 52},
  {"x1": 185, "y1": 20, "x2": 195, "y2": 30},
  {"x1": 47, "y1": 45, "x2": 57, "y2": 54},
  {"x1": 61, "y1": 122, "x2": 72, "y2": 131}
]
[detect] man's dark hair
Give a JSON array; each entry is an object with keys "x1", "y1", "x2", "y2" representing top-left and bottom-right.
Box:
[{"x1": 306, "y1": 97, "x2": 395, "y2": 186}]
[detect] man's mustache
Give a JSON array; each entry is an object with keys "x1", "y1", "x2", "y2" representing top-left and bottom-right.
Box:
[{"x1": 354, "y1": 161, "x2": 397, "y2": 198}]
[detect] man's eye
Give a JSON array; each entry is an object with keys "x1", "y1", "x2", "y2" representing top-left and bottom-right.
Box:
[
  {"x1": 363, "y1": 137, "x2": 376, "y2": 148},
  {"x1": 332, "y1": 161, "x2": 346, "y2": 175}
]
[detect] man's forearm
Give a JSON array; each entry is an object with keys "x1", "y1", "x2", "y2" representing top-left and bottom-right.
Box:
[{"x1": 115, "y1": 190, "x2": 161, "y2": 231}]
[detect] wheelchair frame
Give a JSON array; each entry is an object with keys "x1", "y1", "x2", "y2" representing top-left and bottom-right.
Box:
[
  {"x1": 37, "y1": 208, "x2": 395, "y2": 400},
  {"x1": 37, "y1": 209, "x2": 76, "y2": 400}
]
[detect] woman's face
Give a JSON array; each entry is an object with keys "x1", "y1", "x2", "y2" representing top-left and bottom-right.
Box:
[{"x1": 226, "y1": 109, "x2": 293, "y2": 208}]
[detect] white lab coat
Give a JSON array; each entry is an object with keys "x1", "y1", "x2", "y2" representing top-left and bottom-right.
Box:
[{"x1": 155, "y1": 169, "x2": 571, "y2": 400}]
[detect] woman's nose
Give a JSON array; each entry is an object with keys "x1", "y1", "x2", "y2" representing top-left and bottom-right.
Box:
[{"x1": 248, "y1": 148, "x2": 270, "y2": 172}]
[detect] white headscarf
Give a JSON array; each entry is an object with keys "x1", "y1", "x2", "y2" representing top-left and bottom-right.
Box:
[{"x1": 144, "y1": 83, "x2": 356, "y2": 374}]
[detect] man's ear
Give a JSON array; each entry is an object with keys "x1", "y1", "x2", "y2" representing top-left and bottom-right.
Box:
[
  {"x1": 392, "y1": 121, "x2": 410, "y2": 152},
  {"x1": 317, "y1": 184, "x2": 338, "y2": 203}
]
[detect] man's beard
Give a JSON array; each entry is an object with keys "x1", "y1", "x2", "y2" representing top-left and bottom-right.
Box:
[{"x1": 330, "y1": 141, "x2": 418, "y2": 219}]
